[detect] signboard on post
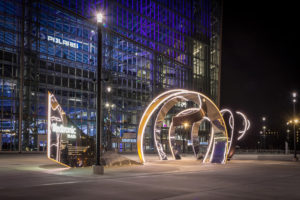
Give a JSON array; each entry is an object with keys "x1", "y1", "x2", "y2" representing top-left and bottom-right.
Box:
[{"x1": 47, "y1": 92, "x2": 95, "y2": 167}]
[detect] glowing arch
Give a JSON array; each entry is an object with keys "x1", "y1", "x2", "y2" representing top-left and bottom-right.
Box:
[{"x1": 137, "y1": 89, "x2": 228, "y2": 164}]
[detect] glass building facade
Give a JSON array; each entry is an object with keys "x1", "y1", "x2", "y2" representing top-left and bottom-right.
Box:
[{"x1": 0, "y1": 0, "x2": 222, "y2": 152}]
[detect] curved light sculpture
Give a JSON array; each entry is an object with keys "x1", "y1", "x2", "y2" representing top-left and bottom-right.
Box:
[
  {"x1": 137, "y1": 89, "x2": 228, "y2": 164},
  {"x1": 236, "y1": 111, "x2": 251, "y2": 141},
  {"x1": 220, "y1": 109, "x2": 250, "y2": 159}
]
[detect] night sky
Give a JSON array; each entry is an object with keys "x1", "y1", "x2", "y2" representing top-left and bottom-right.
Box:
[{"x1": 221, "y1": 1, "x2": 300, "y2": 146}]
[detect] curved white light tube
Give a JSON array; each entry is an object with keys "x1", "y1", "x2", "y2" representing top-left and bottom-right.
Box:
[
  {"x1": 47, "y1": 93, "x2": 51, "y2": 158},
  {"x1": 236, "y1": 111, "x2": 250, "y2": 141},
  {"x1": 220, "y1": 109, "x2": 234, "y2": 156},
  {"x1": 202, "y1": 117, "x2": 214, "y2": 163}
]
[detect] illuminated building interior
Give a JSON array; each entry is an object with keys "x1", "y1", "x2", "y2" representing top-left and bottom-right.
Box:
[{"x1": 0, "y1": 0, "x2": 222, "y2": 152}]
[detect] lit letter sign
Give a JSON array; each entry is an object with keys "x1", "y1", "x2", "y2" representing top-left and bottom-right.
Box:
[
  {"x1": 47, "y1": 35, "x2": 79, "y2": 49},
  {"x1": 51, "y1": 123, "x2": 76, "y2": 139}
]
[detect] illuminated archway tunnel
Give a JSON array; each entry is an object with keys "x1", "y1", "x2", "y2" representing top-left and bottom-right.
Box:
[{"x1": 137, "y1": 89, "x2": 229, "y2": 164}]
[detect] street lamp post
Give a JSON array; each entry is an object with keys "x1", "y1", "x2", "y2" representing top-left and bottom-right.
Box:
[
  {"x1": 292, "y1": 92, "x2": 298, "y2": 161},
  {"x1": 259, "y1": 131, "x2": 263, "y2": 151},
  {"x1": 105, "y1": 100, "x2": 114, "y2": 151},
  {"x1": 286, "y1": 127, "x2": 290, "y2": 155},
  {"x1": 93, "y1": 13, "x2": 104, "y2": 174},
  {"x1": 262, "y1": 117, "x2": 266, "y2": 150}
]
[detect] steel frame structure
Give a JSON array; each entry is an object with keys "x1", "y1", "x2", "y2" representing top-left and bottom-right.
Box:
[{"x1": 0, "y1": 0, "x2": 222, "y2": 153}]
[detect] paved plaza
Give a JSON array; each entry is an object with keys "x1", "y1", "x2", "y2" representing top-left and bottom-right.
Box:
[{"x1": 0, "y1": 154, "x2": 300, "y2": 199}]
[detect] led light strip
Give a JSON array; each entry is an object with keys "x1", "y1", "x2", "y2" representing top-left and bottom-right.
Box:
[
  {"x1": 47, "y1": 92, "x2": 71, "y2": 168},
  {"x1": 168, "y1": 122, "x2": 175, "y2": 159},
  {"x1": 236, "y1": 111, "x2": 250, "y2": 141},
  {"x1": 47, "y1": 92, "x2": 51, "y2": 158}
]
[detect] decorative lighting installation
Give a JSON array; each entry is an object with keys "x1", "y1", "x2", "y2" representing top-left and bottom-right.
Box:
[
  {"x1": 165, "y1": 108, "x2": 250, "y2": 162},
  {"x1": 47, "y1": 92, "x2": 94, "y2": 167},
  {"x1": 236, "y1": 111, "x2": 251, "y2": 141},
  {"x1": 220, "y1": 109, "x2": 235, "y2": 159},
  {"x1": 137, "y1": 89, "x2": 228, "y2": 164},
  {"x1": 168, "y1": 108, "x2": 205, "y2": 161},
  {"x1": 220, "y1": 109, "x2": 250, "y2": 159}
]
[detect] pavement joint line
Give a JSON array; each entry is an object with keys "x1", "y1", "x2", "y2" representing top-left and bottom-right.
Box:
[
  {"x1": 41, "y1": 181, "x2": 80, "y2": 186},
  {"x1": 71, "y1": 167, "x2": 221, "y2": 179}
]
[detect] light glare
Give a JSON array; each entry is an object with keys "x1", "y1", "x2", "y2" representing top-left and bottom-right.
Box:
[
  {"x1": 183, "y1": 123, "x2": 188, "y2": 128},
  {"x1": 97, "y1": 13, "x2": 103, "y2": 23}
]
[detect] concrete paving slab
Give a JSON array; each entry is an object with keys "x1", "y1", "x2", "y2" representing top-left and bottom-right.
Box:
[{"x1": 1, "y1": 154, "x2": 300, "y2": 199}]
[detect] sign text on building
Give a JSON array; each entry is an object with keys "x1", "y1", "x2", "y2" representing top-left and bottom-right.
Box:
[{"x1": 47, "y1": 36, "x2": 79, "y2": 49}]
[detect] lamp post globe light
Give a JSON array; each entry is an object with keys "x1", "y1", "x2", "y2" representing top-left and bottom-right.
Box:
[
  {"x1": 93, "y1": 12, "x2": 104, "y2": 175},
  {"x1": 292, "y1": 92, "x2": 298, "y2": 161},
  {"x1": 106, "y1": 86, "x2": 112, "y2": 93}
]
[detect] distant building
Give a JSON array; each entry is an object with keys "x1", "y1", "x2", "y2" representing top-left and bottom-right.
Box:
[{"x1": 264, "y1": 129, "x2": 280, "y2": 149}]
